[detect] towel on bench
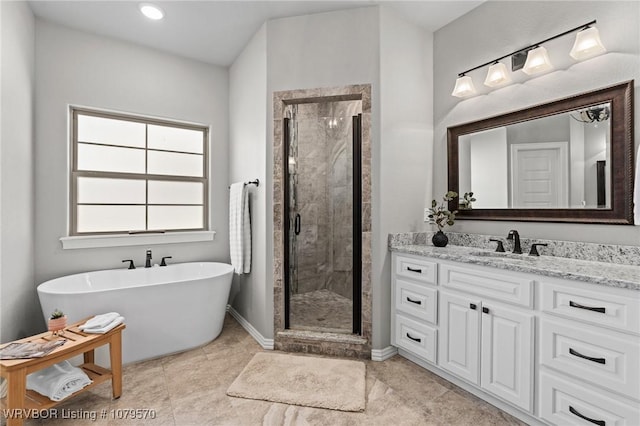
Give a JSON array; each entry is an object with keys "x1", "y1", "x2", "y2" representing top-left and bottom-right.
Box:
[{"x1": 26, "y1": 360, "x2": 92, "y2": 401}]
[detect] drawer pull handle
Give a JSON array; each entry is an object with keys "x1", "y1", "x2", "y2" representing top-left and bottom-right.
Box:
[
  {"x1": 469, "y1": 303, "x2": 477, "y2": 310},
  {"x1": 569, "y1": 406, "x2": 605, "y2": 426},
  {"x1": 406, "y1": 333, "x2": 422, "y2": 343},
  {"x1": 406, "y1": 297, "x2": 422, "y2": 305},
  {"x1": 569, "y1": 348, "x2": 606, "y2": 364},
  {"x1": 406, "y1": 267, "x2": 422, "y2": 273},
  {"x1": 569, "y1": 300, "x2": 605, "y2": 314}
]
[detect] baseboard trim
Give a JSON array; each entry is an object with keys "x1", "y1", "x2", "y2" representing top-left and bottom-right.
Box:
[
  {"x1": 226, "y1": 305, "x2": 274, "y2": 350},
  {"x1": 371, "y1": 345, "x2": 398, "y2": 361}
]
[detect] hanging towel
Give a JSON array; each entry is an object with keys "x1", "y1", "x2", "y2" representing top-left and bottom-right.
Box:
[
  {"x1": 82, "y1": 316, "x2": 125, "y2": 334},
  {"x1": 634, "y1": 147, "x2": 640, "y2": 225},
  {"x1": 26, "y1": 360, "x2": 92, "y2": 401},
  {"x1": 230, "y1": 182, "x2": 252, "y2": 274}
]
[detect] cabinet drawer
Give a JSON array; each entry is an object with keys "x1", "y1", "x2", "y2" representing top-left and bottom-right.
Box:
[
  {"x1": 394, "y1": 278, "x2": 437, "y2": 324},
  {"x1": 540, "y1": 280, "x2": 640, "y2": 335},
  {"x1": 395, "y1": 255, "x2": 437, "y2": 285},
  {"x1": 440, "y1": 263, "x2": 533, "y2": 307},
  {"x1": 539, "y1": 370, "x2": 640, "y2": 426},
  {"x1": 394, "y1": 314, "x2": 437, "y2": 363},
  {"x1": 540, "y1": 317, "x2": 640, "y2": 401}
]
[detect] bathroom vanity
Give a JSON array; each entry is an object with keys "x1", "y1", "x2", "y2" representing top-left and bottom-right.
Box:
[{"x1": 390, "y1": 242, "x2": 640, "y2": 426}]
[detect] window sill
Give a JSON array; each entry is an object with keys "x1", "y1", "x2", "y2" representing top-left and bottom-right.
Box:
[{"x1": 60, "y1": 231, "x2": 216, "y2": 250}]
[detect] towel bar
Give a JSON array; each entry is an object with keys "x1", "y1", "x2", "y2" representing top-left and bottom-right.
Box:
[{"x1": 228, "y1": 179, "x2": 259, "y2": 189}]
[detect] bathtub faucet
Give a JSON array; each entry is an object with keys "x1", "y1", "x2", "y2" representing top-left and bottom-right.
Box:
[{"x1": 145, "y1": 250, "x2": 152, "y2": 268}]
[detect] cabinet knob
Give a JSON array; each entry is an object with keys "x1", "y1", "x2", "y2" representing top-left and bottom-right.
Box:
[
  {"x1": 482, "y1": 307, "x2": 490, "y2": 314},
  {"x1": 469, "y1": 303, "x2": 477, "y2": 310}
]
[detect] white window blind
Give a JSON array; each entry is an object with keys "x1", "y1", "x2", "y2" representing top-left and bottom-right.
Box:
[{"x1": 71, "y1": 108, "x2": 208, "y2": 235}]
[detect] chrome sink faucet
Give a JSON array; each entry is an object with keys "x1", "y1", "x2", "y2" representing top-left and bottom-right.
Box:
[
  {"x1": 145, "y1": 249, "x2": 152, "y2": 268},
  {"x1": 506, "y1": 230, "x2": 522, "y2": 254}
]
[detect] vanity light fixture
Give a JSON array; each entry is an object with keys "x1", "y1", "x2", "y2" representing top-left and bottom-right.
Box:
[
  {"x1": 570, "y1": 26, "x2": 606, "y2": 60},
  {"x1": 483, "y1": 62, "x2": 511, "y2": 87},
  {"x1": 452, "y1": 74, "x2": 477, "y2": 98},
  {"x1": 452, "y1": 20, "x2": 605, "y2": 98},
  {"x1": 139, "y1": 3, "x2": 164, "y2": 20},
  {"x1": 522, "y1": 46, "x2": 553, "y2": 75}
]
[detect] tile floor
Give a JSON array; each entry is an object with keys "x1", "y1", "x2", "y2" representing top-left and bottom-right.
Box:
[
  {"x1": 14, "y1": 315, "x2": 524, "y2": 425},
  {"x1": 289, "y1": 289, "x2": 352, "y2": 333}
]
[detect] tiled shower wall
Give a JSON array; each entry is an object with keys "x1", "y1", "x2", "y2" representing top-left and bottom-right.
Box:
[{"x1": 294, "y1": 101, "x2": 360, "y2": 299}]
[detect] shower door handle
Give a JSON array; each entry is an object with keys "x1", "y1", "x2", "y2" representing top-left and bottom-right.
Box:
[{"x1": 294, "y1": 214, "x2": 301, "y2": 235}]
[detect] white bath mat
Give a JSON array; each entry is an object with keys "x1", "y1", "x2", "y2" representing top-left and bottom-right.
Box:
[{"x1": 226, "y1": 352, "x2": 366, "y2": 412}]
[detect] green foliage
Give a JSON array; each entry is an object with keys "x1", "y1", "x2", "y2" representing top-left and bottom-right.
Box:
[
  {"x1": 50, "y1": 309, "x2": 65, "y2": 319},
  {"x1": 428, "y1": 191, "x2": 458, "y2": 231},
  {"x1": 460, "y1": 191, "x2": 477, "y2": 209}
]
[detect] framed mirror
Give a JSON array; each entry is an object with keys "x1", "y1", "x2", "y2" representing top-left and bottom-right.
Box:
[{"x1": 447, "y1": 80, "x2": 634, "y2": 224}]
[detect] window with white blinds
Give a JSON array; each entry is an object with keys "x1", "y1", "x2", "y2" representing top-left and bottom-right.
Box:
[{"x1": 70, "y1": 108, "x2": 208, "y2": 235}]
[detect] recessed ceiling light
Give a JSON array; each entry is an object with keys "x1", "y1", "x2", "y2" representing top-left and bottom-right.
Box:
[{"x1": 139, "y1": 3, "x2": 164, "y2": 20}]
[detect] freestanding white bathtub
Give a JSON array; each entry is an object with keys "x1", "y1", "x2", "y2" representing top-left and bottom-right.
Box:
[{"x1": 37, "y1": 262, "x2": 234, "y2": 365}]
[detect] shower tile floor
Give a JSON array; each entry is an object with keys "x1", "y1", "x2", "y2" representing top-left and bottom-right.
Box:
[
  {"x1": 14, "y1": 314, "x2": 525, "y2": 426},
  {"x1": 289, "y1": 289, "x2": 352, "y2": 333}
]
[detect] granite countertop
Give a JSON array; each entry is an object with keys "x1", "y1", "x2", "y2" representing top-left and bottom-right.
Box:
[{"x1": 390, "y1": 243, "x2": 640, "y2": 291}]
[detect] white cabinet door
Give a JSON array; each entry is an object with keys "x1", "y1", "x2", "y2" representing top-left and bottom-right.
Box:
[
  {"x1": 438, "y1": 290, "x2": 481, "y2": 385},
  {"x1": 481, "y1": 301, "x2": 534, "y2": 412}
]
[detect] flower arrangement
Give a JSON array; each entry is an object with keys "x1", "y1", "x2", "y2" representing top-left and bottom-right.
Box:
[
  {"x1": 459, "y1": 192, "x2": 476, "y2": 209},
  {"x1": 428, "y1": 191, "x2": 459, "y2": 231}
]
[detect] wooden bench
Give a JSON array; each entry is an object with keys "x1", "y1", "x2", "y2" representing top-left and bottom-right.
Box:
[{"x1": 0, "y1": 318, "x2": 125, "y2": 426}]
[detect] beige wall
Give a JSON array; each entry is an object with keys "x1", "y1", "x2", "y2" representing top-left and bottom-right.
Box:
[
  {"x1": 0, "y1": 1, "x2": 38, "y2": 342},
  {"x1": 228, "y1": 24, "x2": 269, "y2": 339},
  {"x1": 34, "y1": 21, "x2": 230, "y2": 284}
]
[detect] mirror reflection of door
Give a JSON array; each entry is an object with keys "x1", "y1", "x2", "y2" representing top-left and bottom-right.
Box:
[{"x1": 510, "y1": 142, "x2": 569, "y2": 208}]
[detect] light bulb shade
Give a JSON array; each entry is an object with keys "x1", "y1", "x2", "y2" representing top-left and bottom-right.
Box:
[
  {"x1": 570, "y1": 26, "x2": 606, "y2": 60},
  {"x1": 451, "y1": 75, "x2": 476, "y2": 98},
  {"x1": 484, "y1": 62, "x2": 511, "y2": 87},
  {"x1": 522, "y1": 46, "x2": 553, "y2": 75}
]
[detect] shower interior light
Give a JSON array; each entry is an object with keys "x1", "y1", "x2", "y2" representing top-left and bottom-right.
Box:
[
  {"x1": 451, "y1": 75, "x2": 476, "y2": 98},
  {"x1": 484, "y1": 62, "x2": 511, "y2": 87},
  {"x1": 522, "y1": 46, "x2": 553, "y2": 75},
  {"x1": 570, "y1": 26, "x2": 606, "y2": 60},
  {"x1": 139, "y1": 3, "x2": 164, "y2": 20}
]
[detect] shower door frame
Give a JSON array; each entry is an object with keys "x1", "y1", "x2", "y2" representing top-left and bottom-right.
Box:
[
  {"x1": 282, "y1": 111, "x2": 362, "y2": 334},
  {"x1": 273, "y1": 84, "x2": 372, "y2": 354}
]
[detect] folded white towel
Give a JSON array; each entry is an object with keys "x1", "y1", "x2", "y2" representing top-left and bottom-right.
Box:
[
  {"x1": 82, "y1": 316, "x2": 124, "y2": 334},
  {"x1": 26, "y1": 360, "x2": 92, "y2": 402},
  {"x1": 80, "y1": 312, "x2": 120, "y2": 330}
]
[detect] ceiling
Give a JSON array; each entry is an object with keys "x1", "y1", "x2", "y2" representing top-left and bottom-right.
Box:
[{"x1": 28, "y1": 1, "x2": 483, "y2": 67}]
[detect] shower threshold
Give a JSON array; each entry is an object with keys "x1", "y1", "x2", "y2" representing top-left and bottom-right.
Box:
[{"x1": 277, "y1": 329, "x2": 367, "y2": 346}]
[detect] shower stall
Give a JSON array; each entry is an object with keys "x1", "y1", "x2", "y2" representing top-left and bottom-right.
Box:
[{"x1": 284, "y1": 99, "x2": 362, "y2": 335}]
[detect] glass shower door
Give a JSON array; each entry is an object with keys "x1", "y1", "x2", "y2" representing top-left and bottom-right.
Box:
[{"x1": 284, "y1": 100, "x2": 362, "y2": 335}]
